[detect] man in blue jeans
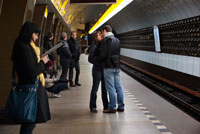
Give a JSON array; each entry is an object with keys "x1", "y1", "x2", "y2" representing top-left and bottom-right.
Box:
[{"x1": 97, "y1": 25, "x2": 125, "y2": 113}]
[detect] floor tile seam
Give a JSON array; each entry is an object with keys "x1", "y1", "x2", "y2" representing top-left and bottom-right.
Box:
[{"x1": 124, "y1": 89, "x2": 173, "y2": 134}]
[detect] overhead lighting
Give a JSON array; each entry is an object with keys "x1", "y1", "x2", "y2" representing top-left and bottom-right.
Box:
[
  {"x1": 44, "y1": 7, "x2": 48, "y2": 18},
  {"x1": 89, "y1": 0, "x2": 133, "y2": 34},
  {"x1": 51, "y1": 0, "x2": 69, "y2": 16}
]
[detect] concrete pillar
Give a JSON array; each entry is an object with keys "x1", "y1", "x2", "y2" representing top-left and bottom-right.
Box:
[
  {"x1": 52, "y1": 18, "x2": 61, "y2": 45},
  {"x1": 32, "y1": 4, "x2": 47, "y2": 52},
  {"x1": 45, "y1": 13, "x2": 55, "y2": 36},
  {"x1": 0, "y1": 0, "x2": 29, "y2": 109},
  {"x1": 0, "y1": 0, "x2": 3, "y2": 15}
]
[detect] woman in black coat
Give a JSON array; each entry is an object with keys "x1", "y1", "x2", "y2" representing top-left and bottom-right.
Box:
[{"x1": 12, "y1": 22, "x2": 51, "y2": 134}]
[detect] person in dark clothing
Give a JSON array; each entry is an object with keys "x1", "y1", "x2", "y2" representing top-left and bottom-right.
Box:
[
  {"x1": 44, "y1": 63, "x2": 69, "y2": 98},
  {"x1": 11, "y1": 22, "x2": 51, "y2": 134},
  {"x1": 43, "y1": 32, "x2": 54, "y2": 61},
  {"x1": 96, "y1": 25, "x2": 125, "y2": 113},
  {"x1": 57, "y1": 32, "x2": 72, "y2": 83},
  {"x1": 89, "y1": 31, "x2": 108, "y2": 113},
  {"x1": 68, "y1": 31, "x2": 81, "y2": 87},
  {"x1": 43, "y1": 32, "x2": 55, "y2": 78}
]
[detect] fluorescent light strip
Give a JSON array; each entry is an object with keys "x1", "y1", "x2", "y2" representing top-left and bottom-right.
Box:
[{"x1": 89, "y1": 0, "x2": 133, "y2": 34}]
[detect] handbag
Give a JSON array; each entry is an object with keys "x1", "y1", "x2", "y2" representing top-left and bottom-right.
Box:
[{"x1": 5, "y1": 67, "x2": 39, "y2": 123}]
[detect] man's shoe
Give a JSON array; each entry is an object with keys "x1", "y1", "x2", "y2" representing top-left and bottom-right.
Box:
[
  {"x1": 117, "y1": 108, "x2": 124, "y2": 112},
  {"x1": 103, "y1": 109, "x2": 116, "y2": 113},
  {"x1": 70, "y1": 84, "x2": 76, "y2": 87},
  {"x1": 75, "y1": 83, "x2": 81, "y2": 86},
  {"x1": 90, "y1": 108, "x2": 98, "y2": 113}
]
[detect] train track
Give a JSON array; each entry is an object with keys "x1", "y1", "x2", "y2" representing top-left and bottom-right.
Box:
[{"x1": 121, "y1": 63, "x2": 200, "y2": 122}]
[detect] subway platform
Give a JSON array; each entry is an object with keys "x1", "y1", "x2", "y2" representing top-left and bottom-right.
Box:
[{"x1": 0, "y1": 55, "x2": 199, "y2": 134}]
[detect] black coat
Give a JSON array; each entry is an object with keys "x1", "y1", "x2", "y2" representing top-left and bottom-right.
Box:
[
  {"x1": 88, "y1": 44, "x2": 103, "y2": 69},
  {"x1": 44, "y1": 37, "x2": 55, "y2": 61},
  {"x1": 68, "y1": 37, "x2": 81, "y2": 61},
  {"x1": 57, "y1": 40, "x2": 72, "y2": 66},
  {"x1": 97, "y1": 35, "x2": 121, "y2": 68},
  {"x1": 12, "y1": 41, "x2": 51, "y2": 123}
]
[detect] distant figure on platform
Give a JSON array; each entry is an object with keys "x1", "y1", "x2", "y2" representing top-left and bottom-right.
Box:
[
  {"x1": 12, "y1": 22, "x2": 51, "y2": 134},
  {"x1": 43, "y1": 32, "x2": 55, "y2": 61},
  {"x1": 44, "y1": 61, "x2": 69, "y2": 98},
  {"x1": 97, "y1": 25, "x2": 125, "y2": 113},
  {"x1": 68, "y1": 31, "x2": 81, "y2": 87},
  {"x1": 57, "y1": 32, "x2": 72, "y2": 84},
  {"x1": 88, "y1": 31, "x2": 108, "y2": 113}
]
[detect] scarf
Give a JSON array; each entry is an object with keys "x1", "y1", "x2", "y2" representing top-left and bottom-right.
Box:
[
  {"x1": 30, "y1": 41, "x2": 45, "y2": 86},
  {"x1": 104, "y1": 32, "x2": 114, "y2": 38}
]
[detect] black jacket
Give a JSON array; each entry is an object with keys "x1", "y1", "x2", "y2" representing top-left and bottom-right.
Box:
[
  {"x1": 12, "y1": 41, "x2": 51, "y2": 123},
  {"x1": 97, "y1": 35, "x2": 121, "y2": 68},
  {"x1": 88, "y1": 43, "x2": 103, "y2": 69},
  {"x1": 57, "y1": 40, "x2": 72, "y2": 66},
  {"x1": 68, "y1": 37, "x2": 80, "y2": 61},
  {"x1": 43, "y1": 37, "x2": 55, "y2": 61}
]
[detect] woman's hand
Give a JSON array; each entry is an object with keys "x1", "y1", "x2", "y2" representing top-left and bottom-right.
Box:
[{"x1": 42, "y1": 55, "x2": 49, "y2": 64}]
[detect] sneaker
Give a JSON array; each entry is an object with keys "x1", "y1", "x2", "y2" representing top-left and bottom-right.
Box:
[
  {"x1": 51, "y1": 94, "x2": 62, "y2": 98},
  {"x1": 90, "y1": 108, "x2": 98, "y2": 113},
  {"x1": 117, "y1": 108, "x2": 124, "y2": 112},
  {"x1": 75, "y1": 83, "x2": 81, "y2": 86},
  {"x1": 103, "y1": 109, "x2": 116, "y2": 113}
]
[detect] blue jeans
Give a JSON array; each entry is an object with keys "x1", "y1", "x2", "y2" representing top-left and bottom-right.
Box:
[
  {"x1": 104, "y1": 68, "x2": 125, "y2": 110},
  {"x1": 47, "y1": 81, "x2": 68, "y2": 94}
]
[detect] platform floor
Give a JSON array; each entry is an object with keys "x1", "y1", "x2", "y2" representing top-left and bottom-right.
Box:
[{"x1": 0, "y1": 55, "x2": 199, "y2": 134}]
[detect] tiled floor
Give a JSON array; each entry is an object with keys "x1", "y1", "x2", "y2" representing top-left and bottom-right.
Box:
[{"x1": 0, "y1": 55, "x2": 199, "y2": 134}]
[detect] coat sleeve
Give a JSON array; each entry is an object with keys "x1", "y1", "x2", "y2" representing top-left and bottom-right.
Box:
[
  {"x1": 88, "y1": 45, "x2": 96, "y2": 64},
  {"x1": 20, "y1": 44, "x2": 46, "y2": 79}
]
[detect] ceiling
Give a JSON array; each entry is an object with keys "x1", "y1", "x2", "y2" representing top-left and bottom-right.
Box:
[
  {"x1": 36, "y1": 0, "x2": 110, "y2": 31},
  {"x1": 107, "y1": 0, "x2": 200, "y2": 34}
]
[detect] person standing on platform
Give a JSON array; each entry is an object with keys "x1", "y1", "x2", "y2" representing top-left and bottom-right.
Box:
[
  {"x1": 88, "y1": 31, "x2": 108, "y2": 113},
  {"x1": 12, "y1": 22, "x2": 51, "y2": 134},
  {"x1": 57, "y1": 32, "x2": 72, "y2": 84},
  {"x1": 43, "y1": 32, "x2": 55, "y2": 78},
  {"x1": 43, "y1": 32, "x2": 54, "y2": 61},
  {"x1": 68, "y1": 31, "x2": 81, "y2": 87},
  {"x1": 97, "y1": 25, "x2": 125, "y2": 113}
]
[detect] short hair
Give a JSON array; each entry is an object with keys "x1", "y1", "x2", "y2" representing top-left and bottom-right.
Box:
[
  {"x1": 102, "y1": 25, "x2": 112, "y2": 32},
  {"x1": 71, "y1": 31, "x2": 76, "y2": 35},
  {"x1": 47, "y1": 32, "x2": 54, "y2": 39},
  {"x1": 60, "y1": 32, "x2": 67, "y2": 40}
]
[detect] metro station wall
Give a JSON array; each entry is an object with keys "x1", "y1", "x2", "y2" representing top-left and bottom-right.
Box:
[{"x1": 118, "y1": 15, "x2": 200, "y2": 95}]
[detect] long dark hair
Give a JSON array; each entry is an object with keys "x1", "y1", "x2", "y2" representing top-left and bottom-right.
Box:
[
  {"x1": 91, "y1": 31, "x2": 101, "y2": 45},
  {"x1": 15, "y1": 21, "x2": 41, "y2": 44},
  {"x1": 12, "y1": 22, "x2": 41, "y2": 60}
]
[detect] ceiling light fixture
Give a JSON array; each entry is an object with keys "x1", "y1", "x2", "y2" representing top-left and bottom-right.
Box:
[{"x1": 88, "y1": 0, "x2": 133, "y2": 34}]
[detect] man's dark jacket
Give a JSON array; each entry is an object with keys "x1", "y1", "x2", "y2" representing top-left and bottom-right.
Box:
[
  {"x1": 96, "y1": 34, "x2": 120, "y2": 68},
  {"x1": 67, "y1": 37, "x2": 80, "y2": 62},
  {"x1": 57, "y1": 40, "x2": 72, "y2": 66}
]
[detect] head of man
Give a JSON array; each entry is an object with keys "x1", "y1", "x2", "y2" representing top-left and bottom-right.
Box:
[
  {"x1": 102, "y1": 25, "x2": 112, "y2": 36},
  {"x1": 71, "y1": 31, "x2": 77, "y2": 39},
  {"x1": 60, "y1": 32, "x2": 67, "y2": 41}
]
